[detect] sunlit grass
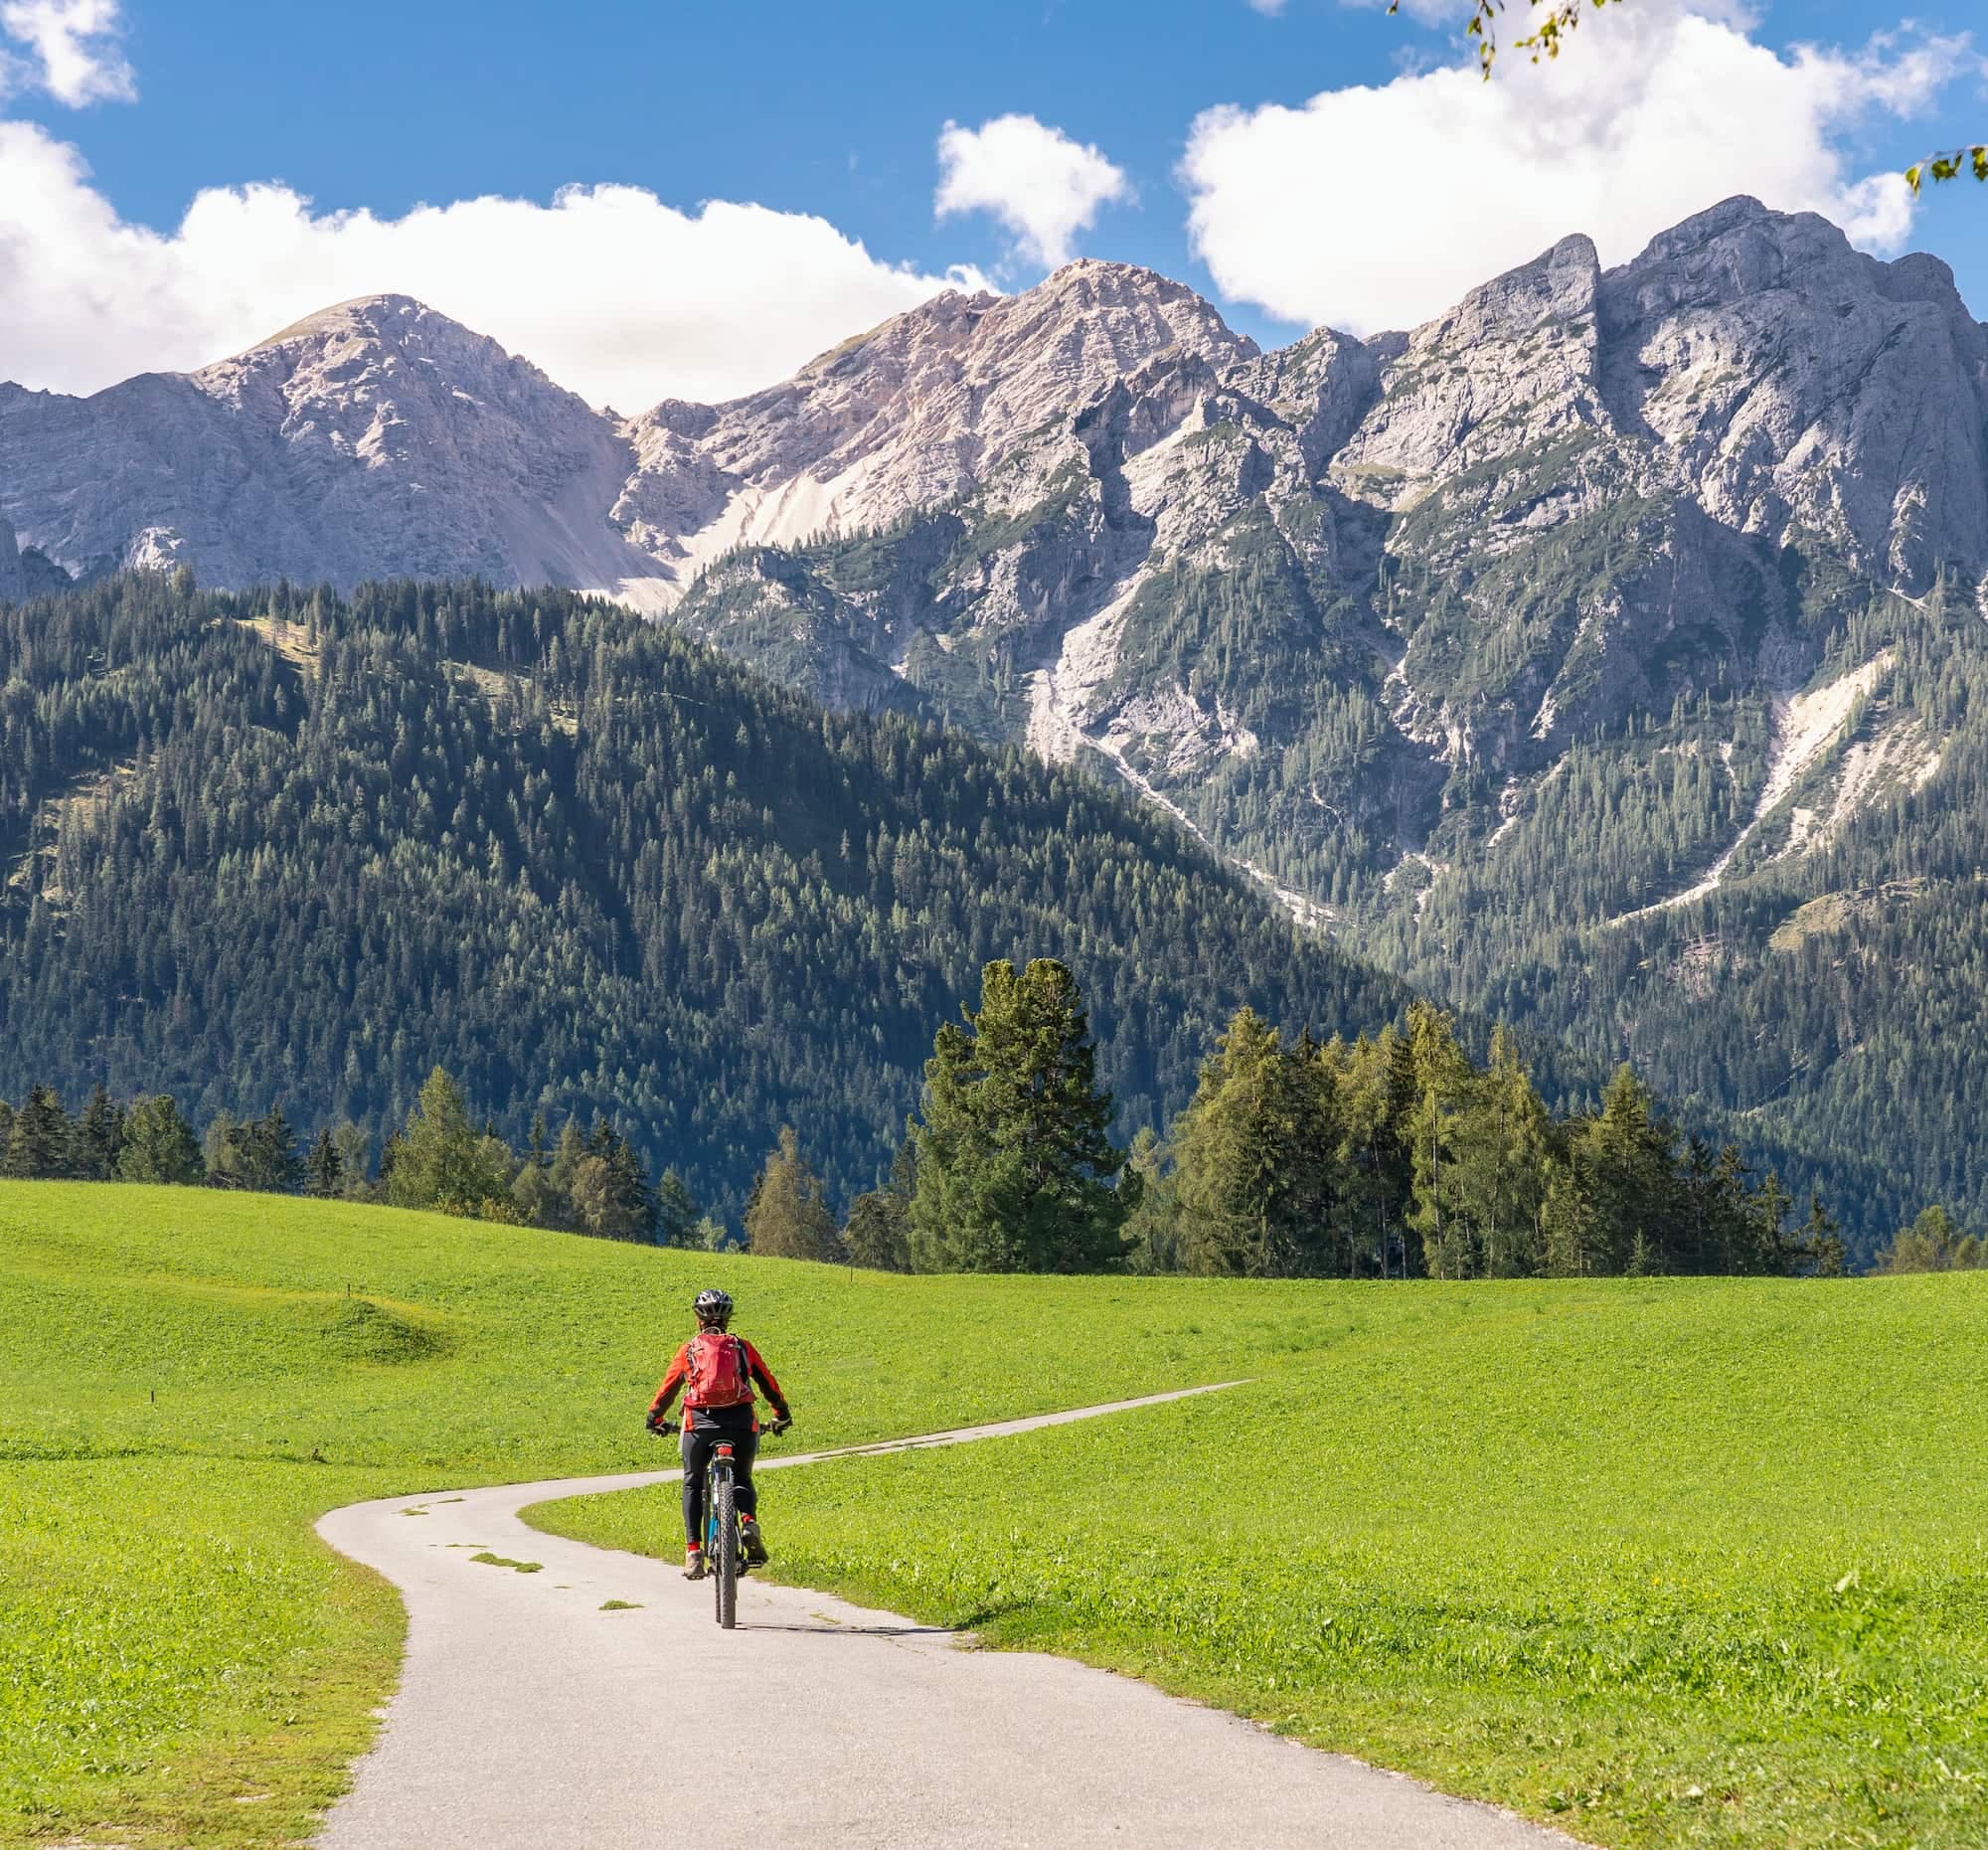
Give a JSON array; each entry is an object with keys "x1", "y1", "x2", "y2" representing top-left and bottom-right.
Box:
[
  {"x1": 536, "y1": 1273, "x2": 1988, "y2": 1849},
  {"x1": 1, "y1": 1181, "x2": 1294, "y2": 1845}
]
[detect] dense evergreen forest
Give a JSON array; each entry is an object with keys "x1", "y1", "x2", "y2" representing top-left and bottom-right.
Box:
[
  {"x1": 678, "y1": 480, "x2": 1984, "y2": 1263},
  {"x1": 0, "y1": 573, "x2": 1916, "y2": 1253},
  {"x1": 0, "y1": 572, "x2": 1421, "y2": 1220},
  {"x1": 833, "y1": 961, "x2": 1847, "y2": 1279}
]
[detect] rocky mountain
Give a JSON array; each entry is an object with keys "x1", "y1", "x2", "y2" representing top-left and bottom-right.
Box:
[
  {"x1": 0, "y1": 296, "x2": 660, "y2": 591},
  {"x1": 4, "y1": 195, "x2": 1986, "y2": 1247}
]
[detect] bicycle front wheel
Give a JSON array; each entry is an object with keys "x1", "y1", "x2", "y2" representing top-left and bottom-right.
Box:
[{"x1": 713, "y1": 1463, "x2": 738, "y2": 1630}]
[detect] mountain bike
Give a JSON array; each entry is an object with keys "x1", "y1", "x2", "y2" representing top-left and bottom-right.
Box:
[{"x1": 654, "y1": 1417, "x2": 789, "y2": 1629}]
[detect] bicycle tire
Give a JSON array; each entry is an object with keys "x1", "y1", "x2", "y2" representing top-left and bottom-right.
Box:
[{"x1": 714, "y1": 1462, "x2": 738, "y2": 1629}]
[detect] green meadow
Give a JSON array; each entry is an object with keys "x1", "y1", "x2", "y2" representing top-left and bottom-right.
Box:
[
  {"x1": 546, "y1": 1275, "x2": 1988, "y2": 1848},
  {"x1": 0, "y1": 1181, "x2": 1307, "y2": 1846},
  {"x1": 5, "y1": 1181, "x2": 1987, "y2": 1847}
]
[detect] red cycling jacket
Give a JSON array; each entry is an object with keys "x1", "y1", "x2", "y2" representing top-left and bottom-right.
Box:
[{"x1": 648, "y1": 1333, "x2": 789, "y2": 1428}]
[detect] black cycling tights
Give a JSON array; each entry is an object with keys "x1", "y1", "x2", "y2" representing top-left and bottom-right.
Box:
[{"x1": 680, "y1": 1426, "x2": 758, "y2": 1547}]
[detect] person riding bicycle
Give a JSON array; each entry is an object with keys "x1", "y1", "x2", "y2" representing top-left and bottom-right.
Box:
[{"x1": 645, "y1": 1288, "x2": 790, "y2": 1581}]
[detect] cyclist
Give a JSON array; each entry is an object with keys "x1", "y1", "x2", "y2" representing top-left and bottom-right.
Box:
[{"x1": 645, "y1": 1288, "x2": 791, "y2": 1580}]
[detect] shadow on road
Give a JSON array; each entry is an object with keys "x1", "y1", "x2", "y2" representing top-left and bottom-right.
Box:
[{"x1": 739, "y1": 1621, "x2": 953, "y2": 1638}]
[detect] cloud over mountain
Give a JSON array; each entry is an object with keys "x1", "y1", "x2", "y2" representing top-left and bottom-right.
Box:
[
  {"x1": 0, "y1": 121, "x2": 984, "y2": 410},
  {"x1": 1181, "y1": 0, "x2": 1972, "y2": 335},
  {"x1": 935, "y1": 113, "x2": 1133, "y2": 268}
]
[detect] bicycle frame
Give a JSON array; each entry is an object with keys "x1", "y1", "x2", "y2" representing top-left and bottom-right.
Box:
[{"x1": 705, "y1": 1441, "x2": 744, "y2": 1629}]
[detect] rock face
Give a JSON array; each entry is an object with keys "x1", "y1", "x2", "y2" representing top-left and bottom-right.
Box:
[
  {"x1": 2, "y1": 197, "x2": 1984, "y2": 918},
  {"x1": 0, "y1": 514, "x2": 70, "y2": 600},
  {"x1": 0, "y1": 295, "x2": 659, "y2": 591}
]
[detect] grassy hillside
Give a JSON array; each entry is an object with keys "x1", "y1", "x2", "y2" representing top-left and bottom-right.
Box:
[
  {"x1": 1, "y1": 1180, "x2": 1315, "y2": 1847},
  {"x1": 10, "y1": 1180, "x2": 1986, "y2": 1847},
  {"x1": 545, "y1": 1274, "x2": 1988, "y2": 1849}
]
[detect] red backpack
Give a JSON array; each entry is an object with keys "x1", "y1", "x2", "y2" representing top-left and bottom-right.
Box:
[{"x1": 684, "y1": 1329, "x2": 752, "y2": 1408}]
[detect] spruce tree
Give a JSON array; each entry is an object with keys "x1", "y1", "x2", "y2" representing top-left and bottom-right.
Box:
[
  {"x1": 75, "y1": 1084, "x2": 126, "y2": 1181},
  {"x1": 4, "y1": 1085, "x2": 72, "y2": 1178},
  {"x1": 843, "y1": 1138, "x2": 916, "y2": 1272},
  {"x1": 306, "y1": 1127, "x2": 344, "y2": 1198},
  {"x1": 745, "y1": 1126, "x2": 842, "y2": 1261},
  {"x1": 1573, "y1": 1067, "x2": 1678, "y2": 1272},
  {"x1": 1174, "y1": 1009, "x2": 1340, "y2": 1277},
  {"x1": 248, "y1": 1105, "x2": 304, "y2": 1193},
  {"x1": 908, "y1": 958, "x2": 1133, "y2": 1273},
  {"x1": 1796, "y1": 1192, "x2": 1847, "y2": 1277},
  {"x1": 655, "y1": 1167, "x2": 700, "y2": 1248},
  {"x1": 118, "y1": 1095, "x2": 206, "y2": 1185}
]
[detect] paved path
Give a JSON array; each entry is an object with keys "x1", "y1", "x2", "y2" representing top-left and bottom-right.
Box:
[{"x1": 315, "y1": 1387, "x2": 1575, "y2": 1849}]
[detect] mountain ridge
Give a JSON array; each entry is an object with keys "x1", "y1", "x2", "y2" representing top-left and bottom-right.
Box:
[{"x1": 7, "y1": 195, "x2": 1988, "y2": 1242}]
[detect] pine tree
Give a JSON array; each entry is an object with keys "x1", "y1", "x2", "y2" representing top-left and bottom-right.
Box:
[
  {"x1": 247, "y1": 1105, "x2": 304, "y2": 1194},
  {"x1": 1796, "y1": 1191, "x2": 1847, "y2": 1276},
  {"x1": 306, "y1": 1126, "x2": 344, "y2": 1198},
  {"x1": 75, "y1": 1084, "x2": 126, "y2": 1181},
  {"x1": 1406, "y1": 1003, "x2": 1479, "y2": 1278},
  {"x1": 1743, "y1": 1170, "x2": 1796, "y2": 1276},
  {"x1": 1572, "y1": 1067, "x2": 1678, "y2": 1273},
  {"x1": 908, "y1": 958, "x2": 1133, "y2": 1273},
  {"x1": 655, "y1": 1167, "x2": 700, "y2": 1248},
  {"x1": 1119, "y1": 1126, "x2": 1183, "y2": 1274},
  {"x1": 1334, "y1": 1029, "x2": 1410, "y2": 1277},
  {"x1": 1174, "y1": 1010, "x2": 1341, "y2": 1277},
  {"x1": 1874, "y1": 1204, "x2": 1967, "y2": 1272},
  {"x1": 843, "y1": 1137, "x2": 916, "y2": 1271},
  {"x1": 1540, "y1": 1157, "x2": 1599, "y2": 1276},
  {"x1": 332, "y1": 1123, "x2": 372, "y2": 1197},
  {"x1": 203, "y1": 1112, "x2": 250, "y2": 1189},
  {"x1": 390, "y1": 1067, "x2": 506, "y2": 1213},
  {"x1": 118, "y1": 1095, "x2": 206, "y2": 1185},
  {"x1": 746, "y1": 1126, "x2": 842, "y2": 1261},
  {"x1": 4, "y1": 1085, "x2": 72, "y2": 1178}
]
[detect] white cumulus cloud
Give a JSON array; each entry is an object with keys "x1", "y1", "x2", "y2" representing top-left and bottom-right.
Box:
[
  {"x1": 0, "y1": 0, "x2": 132, "y2": 105},
  {"x1": 935, "y1": 113, "x2": 1132, "y2": 268},
  {"x1": 1181, "y1": 1, "x2": 1973, "y2": 336},
  {"x1": 0, "y1": 122, "x2": 988, "y2": 408}
]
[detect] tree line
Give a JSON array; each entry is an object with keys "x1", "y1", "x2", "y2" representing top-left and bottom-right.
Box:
[
  {"x1": 825, "y1": 958, "x2": 1852, "y2": 1277},
  {"x1": 0, "y1": 1067, "x2": 708, "y2": 1247},
  {"x1": 15, "y1": 959, "x2": 1969, "y2": 1278}
]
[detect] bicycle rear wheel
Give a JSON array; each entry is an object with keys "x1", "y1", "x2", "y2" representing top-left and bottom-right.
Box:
[{"x1": 713, "y1": 1463, "x2": 738, "y2": 1629}]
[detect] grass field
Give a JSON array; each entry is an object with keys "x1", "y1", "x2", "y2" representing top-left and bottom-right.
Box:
[
  {"x1": 7, "y1": 1182, "x2": 1988, "y2": 1848},
  {"x1": 0, "y1": 1181, "x2": 1322, "y2": 1847},
  {"x1": 535, "y1": 1274, "x2": 1988, "y2": 1850}
]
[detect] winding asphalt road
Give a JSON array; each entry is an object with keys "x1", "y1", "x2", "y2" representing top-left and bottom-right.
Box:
[{"x1": 315, "y1": 1387, "x2": 1575, "y2": 1849}]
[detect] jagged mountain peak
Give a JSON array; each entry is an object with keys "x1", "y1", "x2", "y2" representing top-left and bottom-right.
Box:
[
  {"x1": 1605, "y1": 193, "x2": 1979, "y2": 327},
  {"x1": 603, "y1": 252, "x2": 1261, "y2": 589},
  {"x1": 744, "y1": 254, "x2": 1249, "y2": 410}
]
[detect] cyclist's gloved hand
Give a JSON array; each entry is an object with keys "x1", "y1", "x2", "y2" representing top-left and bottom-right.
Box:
[
  {"x1": 768, "y1": 1414, "x2": 792, "y2": 1434},
  {"x1": 646, "y1": 1414, "x2": 676, "y2": 1435}
]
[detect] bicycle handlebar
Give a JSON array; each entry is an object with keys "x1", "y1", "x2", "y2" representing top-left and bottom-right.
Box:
[{"x1": 646, "y1": 1415, "x2": 791, "y2": 1438}]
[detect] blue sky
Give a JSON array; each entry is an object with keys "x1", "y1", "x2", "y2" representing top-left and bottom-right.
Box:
[{"x1": 0, "y1": 0, "x2": 1982, "y2": 407}]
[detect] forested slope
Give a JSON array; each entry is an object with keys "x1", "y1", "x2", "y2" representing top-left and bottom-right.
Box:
[{"x1": 0, "y1": 573, "x2": 1414, "y2": 1217}]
